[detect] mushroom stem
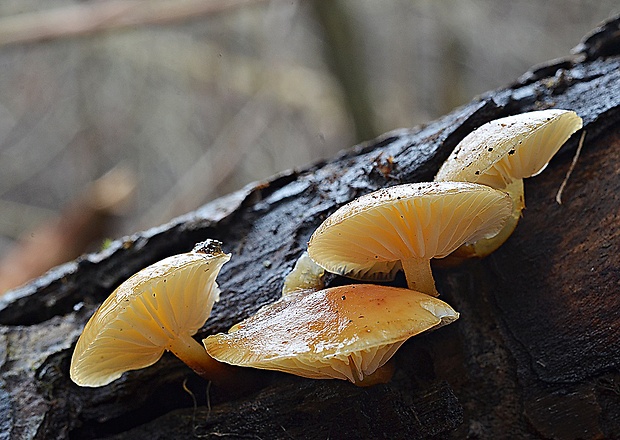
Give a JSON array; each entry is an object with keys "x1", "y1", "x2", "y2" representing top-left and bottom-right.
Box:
[
  {"x1": 401, "y1": 257, "x2": 438, "y2": 297},
  {"x1": 168, "y1": 333, "x2": 238, "y2": 387},
  {"x1": 352, "y1": 359, "x2": 396, "y2": 387},
  {"x1": 435, "y1": 180, "x2": 524, "y2": 267},
  {"x1": 461, "y1": 179, "x2": 525, "y2": 259}
]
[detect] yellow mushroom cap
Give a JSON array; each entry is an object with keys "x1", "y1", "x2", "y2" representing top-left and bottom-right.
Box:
[
  {"x1": 203, "y1": 284, "x2": 458, "y2": 383},
  {"x1": 281, "y1": 251, "x2": 325, "y2": 296},
  {"x1": 70, "y1": 240, "x2": 230, "y2": 387},
  {"x1": 434, "y1": 110, "x2": 582, "y2": 261},
  {"x1": 435, "y1": 109, "x2": 583, "y2": 188},
  {"x1": 306, "y1": 181, "x2": 511, "y2": 282}
]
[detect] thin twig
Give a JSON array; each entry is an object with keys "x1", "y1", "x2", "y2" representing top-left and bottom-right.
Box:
[
  {"x1": 181, "y1": 378, "x2": 199, "y2": 434},
  {"x1": 182, "y1": 379, "x2": 217, "y2": 439},
  {"x1": 205, "y1": 381, "x2": 212, "y2": 420},
  {"x1": 189, "y1": 377, "x2": 263, "y2": 439},
  {"x1": 556, "y1": 130, "x2": 586, "y2": 205},
  {"x1": 0, "y1": 0, "x2": 269, "y2": 47}
]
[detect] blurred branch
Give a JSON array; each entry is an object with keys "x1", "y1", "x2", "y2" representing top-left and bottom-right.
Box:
[
  {"x1": 311, "y1": 0, "x2": 378, "y2": 142},
  {"x1": 139, "y1": 90, "x2": 275, "y2": 228},
  {"x1": 107, "y1": 37, "x2": 347, "y2": 127},
  {"x1": 0, "y1": 0, "x2": 270, "y2": 47},
  {"x1": 0, "y1": 199, "x2": 56, "y2": 239},
  {"x1": 0, "y1": 166, "x2": 136, "y2": 295}
]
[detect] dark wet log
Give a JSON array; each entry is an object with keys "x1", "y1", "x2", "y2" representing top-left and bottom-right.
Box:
[{"x1": 1, "y1": 15, "x2": 619, "y2": 440}]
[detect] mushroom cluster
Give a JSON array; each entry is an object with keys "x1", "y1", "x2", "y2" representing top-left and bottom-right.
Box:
[{"x1": 71, "y1": 109, "x2": 582, "y2": 390}]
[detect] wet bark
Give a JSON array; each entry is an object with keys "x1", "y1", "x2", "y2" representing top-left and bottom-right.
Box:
[{"x1": 1, "y1": 15, "x2": 619, "y2": 440}]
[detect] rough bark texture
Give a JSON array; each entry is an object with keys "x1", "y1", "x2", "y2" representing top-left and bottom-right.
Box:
[{"x1": 1, "y1": 15, "x2": 619, "y2": 440}]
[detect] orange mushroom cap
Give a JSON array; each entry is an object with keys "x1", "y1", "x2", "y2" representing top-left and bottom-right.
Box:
[{"x1": 204, "y1": 284, "x2": 458, "y2": 384}]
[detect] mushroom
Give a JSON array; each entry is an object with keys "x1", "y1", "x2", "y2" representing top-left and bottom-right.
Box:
[
  {"x1": 435, "y1": 109, "x2": 582, "y2": 258},
  {"x1": 203, "y1": 284, "x2": 458, "y2": 386},
  {"x1": 70, "y1": 239, "x2": 234, "y2": 387},
  {"x1": 281, "y1": 251, "x2": 325, "y2": 295},
  {"x1": 307, "y1": 181, "x2": 511, "y2": 296}
]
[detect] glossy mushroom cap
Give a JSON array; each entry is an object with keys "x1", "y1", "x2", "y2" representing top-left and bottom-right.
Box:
[
  {"x1": 435, "y1": 110, "x2": 582, "y2": 259},
  {"x1": 307, "y1": 181, "x2": 511, "y2": 296},
  {"x1": 204, "y1": 284, "x2": 458, "y2": 384},
  {"x1": 70, "y1": 240, "x2": 230, "y2": 387}
]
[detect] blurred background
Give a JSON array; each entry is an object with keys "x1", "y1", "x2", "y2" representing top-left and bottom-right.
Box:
[{"x1": 0, "y1": 0, "x2": 617, "y2": 293}]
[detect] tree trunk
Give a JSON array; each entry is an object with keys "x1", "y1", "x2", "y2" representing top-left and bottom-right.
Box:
[{"x1": 1, "y1": 15, "x2": 619, "y2": 440}]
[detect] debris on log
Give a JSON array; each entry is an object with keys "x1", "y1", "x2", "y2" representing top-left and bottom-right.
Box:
[{"x1": 1, "y1": 14, "x2": 619, "y2": 440}]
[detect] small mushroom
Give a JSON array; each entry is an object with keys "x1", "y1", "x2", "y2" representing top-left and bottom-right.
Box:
[
  {"x1": 70, "y1": 240, "x2": 233, "y2": 387},
  {"x1": 435, "y1": 109, "x2": 582, "y2": 258},
  {"x1": 281, "y1": 251, "x2": 325, "y2": 295},
  {"x1": 203, "y1": 284, "x2": 458, "y2": 385},
  {"x1": 307, "y1": 181, "x2": 511, "y2": 296}
]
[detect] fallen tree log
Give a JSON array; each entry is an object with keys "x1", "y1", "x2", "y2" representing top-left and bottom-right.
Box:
[{"x1": 1, "y1": 14, "x2": 619, "y2": 440}]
